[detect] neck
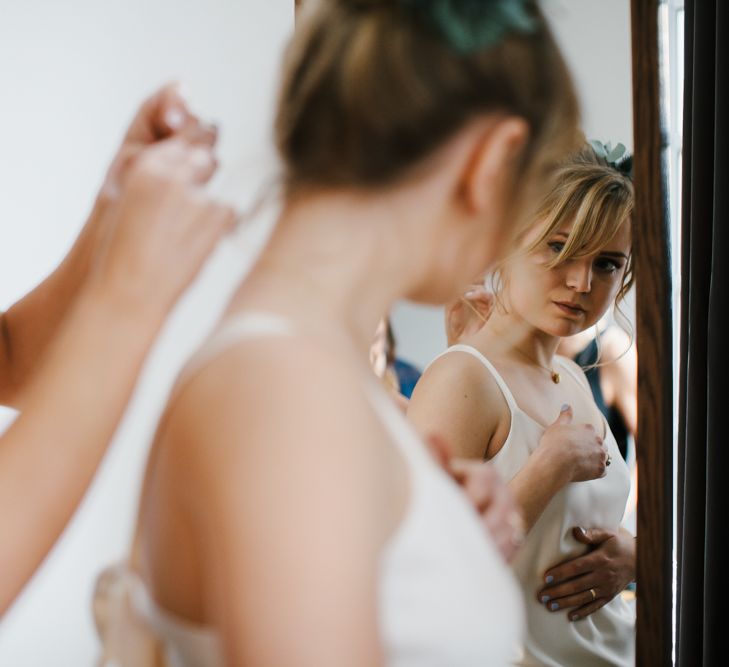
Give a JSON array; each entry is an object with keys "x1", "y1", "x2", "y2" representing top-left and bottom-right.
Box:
[
  {"x1": 231, "y1": 187, "x2": 444, "y2": 356},
  {"x1": 474, "y1": 305, "x2": 561, "y2": 368}
]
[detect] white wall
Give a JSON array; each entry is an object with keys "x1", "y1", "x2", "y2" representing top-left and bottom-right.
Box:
[
  {"x1": 391, "y1": 0, "x2": 634, "y2": 371},
  {"x1": 0, "y1": 1, "x2": 293, "y2": 664}
]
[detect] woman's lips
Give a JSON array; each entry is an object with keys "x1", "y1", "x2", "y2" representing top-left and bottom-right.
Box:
[{"x1": 553, "y1": 301, "x2": 585, "y2": 317}]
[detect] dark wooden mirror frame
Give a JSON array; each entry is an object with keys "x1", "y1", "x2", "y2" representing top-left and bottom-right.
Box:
[
  {"x1": 293, "y1": 0, "x2": 674, "y2": 663},
  {"x1": 631, "y1": 1, "x2": 673, "y2": 665}
]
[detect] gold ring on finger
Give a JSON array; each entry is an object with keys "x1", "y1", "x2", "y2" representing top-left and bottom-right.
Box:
[{"x1": 589, "y1": 588, "x2": 597, "y2": 601}]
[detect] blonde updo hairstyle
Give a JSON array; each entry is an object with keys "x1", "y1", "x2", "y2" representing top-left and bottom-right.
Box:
[{"x1": 276, "y1": 0, "x2": 581, "y2": 247}]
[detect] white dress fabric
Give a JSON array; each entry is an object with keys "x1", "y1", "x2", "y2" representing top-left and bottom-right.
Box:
[
  {"x1": 433, "y1": 345, "x2": 635, "y2": 667},
  {"x1": 95, "y1": 313, "x2": 525, "y2": 667}
]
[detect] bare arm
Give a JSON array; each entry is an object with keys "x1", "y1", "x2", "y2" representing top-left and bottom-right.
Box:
[
  {"x1": 0, "y1": 209, "x2": 107, "y2": 404},
  {"x1": 0, "y1": 84, "x2": 214, "y2": 405},
  {"x1": 0, "y1": 287, "x2": 160, "y2": 613},
  {"x1": 170, "y1": 341, "x2": 387, "y2": 666},
  {"x1": 508, "y1": 401, "x2": 609, "y2": 533},
  {"x1": 508, "y1": 436, "x2": 571, "y2": 532},
  {"x1": 407, "y1": 354, "x2": 500, "y2": 460},
  {"x1": 408, "y1": 355, "x2": 531, "y2": 561},
  {"x1": 0, "y1": 138, "x2": 232, "y2": 615}
]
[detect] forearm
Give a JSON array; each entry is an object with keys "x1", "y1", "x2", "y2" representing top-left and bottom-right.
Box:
[
  {"x1": 508, "y1": 450, "x2": 568, "y2": 533},
  {"x1": 0, "y1": 283, "x2": 161, "y2": 613},
  {"x1": 0, "y1": 197, "x2": 110, "y2": 405}
]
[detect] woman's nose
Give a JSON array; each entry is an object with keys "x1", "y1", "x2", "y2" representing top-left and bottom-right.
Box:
[{"x1": 566, "y1": 261, "x2": 593, "y2": 293}]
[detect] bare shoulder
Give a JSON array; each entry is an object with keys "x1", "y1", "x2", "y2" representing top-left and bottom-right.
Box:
[
  {"x1": 411, "y1": 348, "x2": 504, "y2": 405},
  {"x1": 408, "y1": 348, "x2": 507, "y2": 459},
  {"x1": 159, "y1": 335, "x2": 380, "y2": 489}
]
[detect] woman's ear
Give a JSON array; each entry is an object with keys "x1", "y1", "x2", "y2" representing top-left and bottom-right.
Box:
[{"x1": 460, "y1": 116, "x2": 530, "y2": 219}]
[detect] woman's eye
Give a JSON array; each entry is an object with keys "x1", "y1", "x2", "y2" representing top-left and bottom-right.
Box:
[
  {"x1": 595, "y1": 258, "x2": 622, "y2": 273},
  {"x1": 548, "y1": 241, "x2": 564, "y2": 254}
]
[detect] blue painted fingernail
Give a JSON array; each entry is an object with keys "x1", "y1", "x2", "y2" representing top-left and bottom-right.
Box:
[
  {"x1": 541, "y1": 595, "x2": 550, "y2": 604},
  {"x1": 550, "y1": 602, "x2": 559, "y2": 611},
  {"x1": 545, "y1": 575, "x2": 554, "y2": 584},
  {"x1": 560, "y1": 404, "x2": 570, "y2": 412}
]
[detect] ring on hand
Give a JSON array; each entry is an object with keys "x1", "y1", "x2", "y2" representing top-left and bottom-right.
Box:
[
  {"x1": 589, "y1": 588, "x2": 597, "y2": 601},
  {"x1": 606, "y1": 454, "x2": 613, "y2": 467}
]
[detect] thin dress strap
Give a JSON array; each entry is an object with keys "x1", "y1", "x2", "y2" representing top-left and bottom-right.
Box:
[
  {"x1": 169, "y1": 312, "x2": 292, "y2": 391},
  {"x1": 187, "y1": 312, "x2": 294, "y2": 377},
  {"x1": 430, "y1": 344, "x2": 520, "y2": 412}
]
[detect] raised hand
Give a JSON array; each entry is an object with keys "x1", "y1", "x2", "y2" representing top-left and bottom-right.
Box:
[
  {"x1": 537, "y1": 405, "x2": 609, "y2": 485},
  {"x1": 92, "y1": 137, "x2": 235, "y2": 315}
]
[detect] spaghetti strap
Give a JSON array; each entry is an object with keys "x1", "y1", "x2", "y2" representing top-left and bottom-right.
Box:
[
  {"x1": 162, "y1": 311, "x2": 296, "y2": 411},
  {"x1": 430, "y1": 344, "x2": 520, "y2": 413},
  {"x1": 182, "y1": 312, "x2": 293, "y2": 381}
]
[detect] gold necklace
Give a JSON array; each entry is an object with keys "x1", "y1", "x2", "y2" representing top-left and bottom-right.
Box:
[{"x1": 512, "y1": 347, "x2": 561, "y2": 384}]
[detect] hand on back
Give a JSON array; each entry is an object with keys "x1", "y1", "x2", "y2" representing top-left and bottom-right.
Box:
[{"x1": 427, "y1": 434, "x2": 525, "y2": 563}]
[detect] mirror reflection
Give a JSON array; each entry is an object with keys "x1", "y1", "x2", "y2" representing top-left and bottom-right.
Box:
[{"x1": 381, "y1": 1, "x2": 639, "y2": 664}]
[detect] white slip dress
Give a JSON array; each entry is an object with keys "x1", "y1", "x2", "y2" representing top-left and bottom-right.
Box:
[
  {"x1": 94, "y1": 314, "x2": 525, "y2": 667},
  {"x1": 431, "y1": 345, "x2": 635, "y2": 667}
]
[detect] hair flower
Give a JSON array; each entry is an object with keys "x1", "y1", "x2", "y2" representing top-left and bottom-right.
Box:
[
  {"x1": 400, "y1": 0, "x2": 538, "y2": 54},
  {"x1": 589, "y1": 139, "x2": 634, "y2": 179}
]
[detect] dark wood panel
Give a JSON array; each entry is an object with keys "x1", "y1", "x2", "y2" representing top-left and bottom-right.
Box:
[{"x1": 630, "y1": 1, "x2": 674, "y2": 665}]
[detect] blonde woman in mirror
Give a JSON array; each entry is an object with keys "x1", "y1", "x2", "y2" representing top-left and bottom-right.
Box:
[
  {"x1": 448, "y1": 284, "x2": 639, "y2": 517},
  {"x1": 93, "y1": 1, "x2": 584, "y2": 665},
  {"x1": 409, "y1": 143, "x2": 636, "y2": 666}
]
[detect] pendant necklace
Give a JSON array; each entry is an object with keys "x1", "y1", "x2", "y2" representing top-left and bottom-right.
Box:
[{"x1": 513, "y1": 347, "x2": 561, "y2": 384}]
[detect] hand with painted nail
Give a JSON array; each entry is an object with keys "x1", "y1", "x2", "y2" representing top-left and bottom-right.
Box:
[
  {"x1": 506, "y1": 406, "x2": 612, "y2": 535},
  {"x1": 536, "y1": 404, "x2": 609, "y2": 486},
  {"x1": 537, "y1": 526, "x2": 636, "y2": 621}
]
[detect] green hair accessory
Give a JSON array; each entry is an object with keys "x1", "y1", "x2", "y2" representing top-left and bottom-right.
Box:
[
  {"x1": 589, "y1": 139, "x2": 634, "y2": 179},
  {"x1": 400, "y1": 0, "x2": 538, "y2": 54}
]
